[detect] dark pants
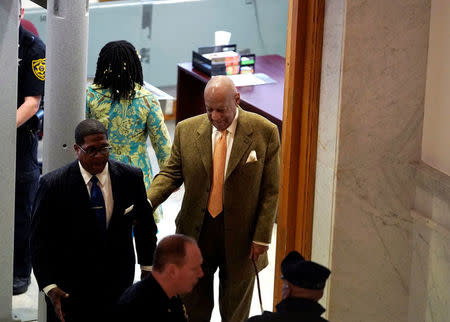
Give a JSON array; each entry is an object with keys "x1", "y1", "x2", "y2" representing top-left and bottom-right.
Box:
[
  {"x1": 183, "y1": 212, "x2": 255, "y2": 322},
  {"x1": 45, "y1": 290, "x2": 119, "y2": 322},
  {"x1": 14, "y1": 129, "x2": 39, "y2": 278}
]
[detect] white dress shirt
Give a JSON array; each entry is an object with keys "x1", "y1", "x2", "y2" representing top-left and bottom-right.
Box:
[{"x1": 79, "y1": 162, "x2": 114, "y2": 225}]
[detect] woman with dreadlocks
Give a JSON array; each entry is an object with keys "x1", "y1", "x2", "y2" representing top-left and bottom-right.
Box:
[{"x1": 86, "y1": 40, "x2": 171, "y2": 223}]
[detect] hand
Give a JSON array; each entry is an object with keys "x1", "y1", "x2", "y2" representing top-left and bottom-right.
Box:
[
  {"x1": 47, "y1": 287, "x2": 69, "y2": 322},
  {"x1": 140, "y1": 269, "x2": 152, "y2": 280},
  {"x1": 249, "y1": 243, "x2": 268, "y2": 262}
]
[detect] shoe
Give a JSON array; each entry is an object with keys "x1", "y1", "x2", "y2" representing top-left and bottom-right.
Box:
[{"x1": 13, "y1": 277, "x2": 30, "y2": 295}]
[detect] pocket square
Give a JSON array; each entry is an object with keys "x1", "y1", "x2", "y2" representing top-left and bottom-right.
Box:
[
  {"x1": 246, "y1": 150, "x2": 258, "y2": 163},
  {"x1": 124, "y1": 204, "x2": 134, "y2": 215}
]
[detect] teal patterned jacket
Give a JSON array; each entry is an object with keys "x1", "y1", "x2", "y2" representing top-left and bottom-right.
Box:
[{"x1": 86, "y1": 83, "x2": 172, "y2": 222}]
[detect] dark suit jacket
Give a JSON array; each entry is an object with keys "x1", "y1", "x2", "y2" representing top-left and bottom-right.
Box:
[
  {"x1": 247, "y1": 298, "x2": 328, "y2": 322},
  {"x1": 149, "y1": 107, "x2": 280, "y2": 281},
  {"x1": 31, "y1": 159, "x2": 157, "y2": 316},
  {"x1": 116, "y1": 274, "x2": 187, "y2": 322}
]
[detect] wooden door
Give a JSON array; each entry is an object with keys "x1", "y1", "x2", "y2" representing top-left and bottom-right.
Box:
[{"x1": 273, "y1": 0, "x2": 325, "y2": 307}]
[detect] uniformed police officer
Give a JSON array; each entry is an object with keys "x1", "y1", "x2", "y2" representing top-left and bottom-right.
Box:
[
  {"x1": 248, "y1": 251, "x2": 331, "y2": 322},
  {"x1": 116, "y1": 235, "x2": 204, "y2": 322},
  {"x1": 14, "y1": 0, "x2": 45, "y2": 295}
]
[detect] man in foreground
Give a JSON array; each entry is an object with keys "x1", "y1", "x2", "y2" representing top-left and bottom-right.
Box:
[
  {"x1": 148, "y1": 75, "x2": 280, "y2": 321},
  {"x1": 116, "y1": 234, "x2": 204, "y2": 321},
  {"x1": 248, "y1": 251, "x2": 331, "y2": 322},
  {"x1": 31, "y1": 119, "x2": 157, "y2": 321}
]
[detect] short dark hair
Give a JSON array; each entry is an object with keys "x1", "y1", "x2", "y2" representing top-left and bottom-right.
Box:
[
  {"x1": 75, "y1": 119, "x2": 107, "y2": 145},
  {"x1": 153, "y1": 234, "x2": 197, "y2": 272}
]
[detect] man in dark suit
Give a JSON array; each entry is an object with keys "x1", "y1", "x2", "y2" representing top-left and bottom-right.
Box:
[
  {"x1": 31, "y1": 119, "x2": 157, "y2": 322},
  {"x1": 148, "y1": 76, "x2": 280, "y2": 321},
  {"x1": 248, "y1": 251, "x2": 331, "y2": 322},
  {"x1": 116, "y1": 234, "x2": 204, "y2": 321}
]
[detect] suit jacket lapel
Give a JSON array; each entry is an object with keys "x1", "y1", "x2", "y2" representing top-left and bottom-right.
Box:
[
  {"x1": 68, "y1": 161, "x2": 91, "y2": 204},
  {"x1": 195, "y1": 118, "x2": 213, "y2": 181},
  {"x1": 68, "y1": 161, "x2": 100, "y2": 233},
  {"x1": 108, "y1": 160, "x2": 120, "y2": 225},
  {"x1": 226, "y1": 108, "x2": 253, "y2": 181}
]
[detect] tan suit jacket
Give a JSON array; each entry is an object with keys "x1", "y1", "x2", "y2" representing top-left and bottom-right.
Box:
[{"x1": 149, "y1": 107, "x2": 280, "y2": 281}]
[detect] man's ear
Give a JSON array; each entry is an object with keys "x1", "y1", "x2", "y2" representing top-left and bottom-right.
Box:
[
  {"x1": 166, "y1": 263, "x2": 178, "y2": 278},
  {"x1": 235, "y1": 92, "x2": 240, "y2": 106},
  {"x1": 281, "y1": 281, "x2": 291, "y2": 300}
]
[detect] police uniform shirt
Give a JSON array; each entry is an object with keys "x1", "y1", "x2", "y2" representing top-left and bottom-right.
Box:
[
  {"x1": 247, "y1": 298, "x2": 328, "y2": 322},
  {"x1": 116, "y1": 274, "x2": 188, "y2": 322},
  {"x1": 17, "y1": 25, "x2": 45, "y2": 175},
  {"x1": 18, "y1": 25, "x2": 45, "y2": 111}
]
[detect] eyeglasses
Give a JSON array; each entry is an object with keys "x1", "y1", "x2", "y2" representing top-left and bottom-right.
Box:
[{"x1": 77, "y1": 145, "x2": 112, "y2": 157}]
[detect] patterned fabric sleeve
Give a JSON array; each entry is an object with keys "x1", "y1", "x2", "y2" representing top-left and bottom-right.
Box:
[
  {"x1": 85, "y1": 87, "x2": 92, "y2": 118},
  {"x1": 145, "y1": 95, "x2": 172, "y2": 169}
]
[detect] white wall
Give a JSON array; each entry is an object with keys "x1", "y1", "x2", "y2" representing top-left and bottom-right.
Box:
[
  {"x1": 314, "y1": 0, "x2": 432, "y2": 321},
  {"x1": 409, "y1": 162, "x2": 450, "y2": 322},
  {"x1": 312, "y1": 0, "x2": 345, "y2": 313},
  {"x1": 422, "y1": 0, "x2": 450, "y2": 176}
]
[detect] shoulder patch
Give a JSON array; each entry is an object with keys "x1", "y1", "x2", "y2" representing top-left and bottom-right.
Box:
[{"x1": 32, "y1": 58, "x2": 46, "y2": 81}]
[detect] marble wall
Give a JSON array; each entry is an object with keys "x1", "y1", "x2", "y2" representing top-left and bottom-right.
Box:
[
  {"x1": 313, "y1": 0, "x2": 434, "y2": 321},
  {"x1": 312, "y1": 0, "x2": 345, "y2": 311},
  {"x1": 422, "y1": 0, "x2": 450, "y2": 176},
  {"x1": 409, "y1": 162, "x2": 450, "y2": 322}
]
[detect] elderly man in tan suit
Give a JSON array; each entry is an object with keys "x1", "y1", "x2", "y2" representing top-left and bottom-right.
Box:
[{"x1": 148, "y1": 76, "x2": 280, "y2": 321}]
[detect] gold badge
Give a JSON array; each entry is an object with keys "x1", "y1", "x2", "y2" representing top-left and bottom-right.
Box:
[{"x1": 32, "y1": 58, "x2": 46, "y2": 81}]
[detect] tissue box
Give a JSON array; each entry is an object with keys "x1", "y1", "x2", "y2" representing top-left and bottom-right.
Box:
[
  {"x1": 239, "y1": 54, "x2": 255, "y2": 74},
  {"x1": 202, "y1": 51, "x2": 240, "y2": 75},
  {"x1": 193, "y1": 44, "x2": 248, "y2": 76}
]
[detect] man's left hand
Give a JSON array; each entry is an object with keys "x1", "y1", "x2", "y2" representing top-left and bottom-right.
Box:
[
  {"x1": 249, "y1": 243, "x2": 268, "y2": 261},
  {"x1": 140, "y1": 269, "x2": 152, "y2": 280}
]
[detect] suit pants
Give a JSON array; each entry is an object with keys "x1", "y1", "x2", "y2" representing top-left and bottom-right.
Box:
[{"x1": 183, "y1": 212, "x2": 255, "y2": 322}]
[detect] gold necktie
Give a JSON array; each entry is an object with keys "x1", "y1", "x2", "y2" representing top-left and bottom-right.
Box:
[{"x1": 207, "y1": 130, "x2": 227, "y2": 217}]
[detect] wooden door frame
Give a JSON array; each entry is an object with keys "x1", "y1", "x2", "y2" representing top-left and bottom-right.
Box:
[{"x1": 274, "y1": 0, "x2": 325, "y2": 308}]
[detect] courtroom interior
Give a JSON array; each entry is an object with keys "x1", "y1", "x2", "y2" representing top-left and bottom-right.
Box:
[{"x1": 0, "y1": 0, "x2": 449, "y2": 321}]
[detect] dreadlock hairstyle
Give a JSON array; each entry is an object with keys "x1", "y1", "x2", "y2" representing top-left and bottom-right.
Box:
[{"x1": 93, "y1": 40, "x2": 143, "y2": 102}]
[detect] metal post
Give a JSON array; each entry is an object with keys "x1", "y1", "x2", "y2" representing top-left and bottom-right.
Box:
[
  {"x1": 0, "y1": 0, "x2": 19, "y2": 321},
  {"x1": 43, "y1": 0, "x2": 89, "y2": 173},
  {"x1": 39, "y1": 1, "x2": 89, "y2": 320}
]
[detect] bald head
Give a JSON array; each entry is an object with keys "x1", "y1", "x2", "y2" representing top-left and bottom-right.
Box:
[
  {"x1": 204, "y1": 75, "x2": 237, "y2": 97},
  {"x1": 151, "y1": 234, "x2": 203, "y2": 298},
  {"x1": 153, "y1": 234, "x2": 197, "y2": 272},
  {"x1": 204, "y1": 76, "x2": 239, "y2": 131}
]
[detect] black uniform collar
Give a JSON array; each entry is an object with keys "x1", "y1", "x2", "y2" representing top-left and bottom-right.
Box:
[
  {"x1": 144, "y1": 274, "x2": 187, "y2": 319},
  {"x1": 276, "y1": 297, "x2": 326, "y2": 316},
  {"x1": 19, "y1": 25, "x2": 35, "y2": 46},
  {"x1": 144, "y1": 274, "x2": 171, "y2": 302},
  {"x1": 19, "y1": 25, "x2": 25, "y2": 42}
]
